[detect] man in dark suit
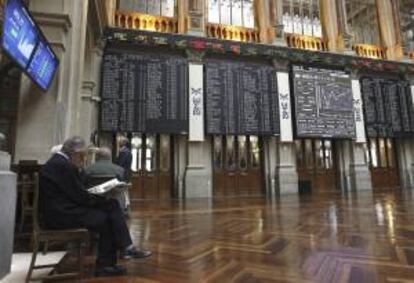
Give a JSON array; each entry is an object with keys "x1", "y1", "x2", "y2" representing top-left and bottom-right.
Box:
[
  {"x1": 117, "y1": 138, "x2": 132, "y2": 182},
  {"x1": 39, "y1": 136, "x2": 151, "y2": 277}
]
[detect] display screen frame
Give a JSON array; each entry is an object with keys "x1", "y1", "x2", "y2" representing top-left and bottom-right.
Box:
[{"x1": 1, "y1": 0, "x2": 59, "y2": 91}]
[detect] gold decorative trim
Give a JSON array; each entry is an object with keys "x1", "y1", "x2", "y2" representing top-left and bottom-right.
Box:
[
  {"x1": 353, "y1": 44, "x2": 386, "y2": 60},
  {"x1": 114, "y1": 11, "x2": 178, "y2": 33},
  {"x1": 284, "y1": 33, "x2": 327, "y2": 51},
  {"x1": 206, "y1": 23, "x2": 259, "y2": 43}
]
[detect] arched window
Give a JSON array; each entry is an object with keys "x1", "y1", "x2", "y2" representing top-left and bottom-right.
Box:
[
  {"x1": 118, "y1": 0, "x2": 176, "y2": 17},
  {"x1": 346, "y1": 0, "x2": 380, "y2": 45},
  {"x1": 282, "y1": 0, "x2": 321, "y2": 37},
  {"x1": 207, "y1": 0, "x2": 255, "y2": 28}
]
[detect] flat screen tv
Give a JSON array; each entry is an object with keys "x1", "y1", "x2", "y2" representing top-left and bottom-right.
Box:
[
  {"x1": 2, "y1": 0, "x2": 59, "y2": 91},
  {"x1": 27, "y1": 39, "x2": 58, "y2": 90}
]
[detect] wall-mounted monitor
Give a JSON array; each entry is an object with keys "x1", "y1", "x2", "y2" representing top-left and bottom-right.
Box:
[
  {"x1": 2, "y1": 0, "x2": 59, "y2": 91},
  {"x1": 26, "y1": 39, "x2": 58, "y2": 90},
  {"x1": 2, "y1": 0, "x2": 38, "y2": 69}
]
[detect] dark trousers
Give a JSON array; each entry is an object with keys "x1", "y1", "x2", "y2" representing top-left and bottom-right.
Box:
[{"x1": 45, "y1": 200, "x2": 133, "y2": 267}]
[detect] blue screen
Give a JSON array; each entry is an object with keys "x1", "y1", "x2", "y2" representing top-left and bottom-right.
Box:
[
  {"x1": 27, "y1": 40, "x2": 58, "y2": 90},
  {"x1": 2, "y1": 0, "x2": 38, "y2": 69}
]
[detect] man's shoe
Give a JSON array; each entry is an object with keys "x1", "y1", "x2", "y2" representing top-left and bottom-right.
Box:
[
  {"x1": 121, "y1": 248, "x2": 152, "y2": 259},
  {"x1": 95, "y1": 265, "x2": 127, "y2": 277}
]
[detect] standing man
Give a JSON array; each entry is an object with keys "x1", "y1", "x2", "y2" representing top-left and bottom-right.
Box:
[
  {"x1": 39, "y1": 136, "x2": 151, "y2": 277},
  {"x1": 117, "y1": 138, "x2": 133, "y2": 182}
]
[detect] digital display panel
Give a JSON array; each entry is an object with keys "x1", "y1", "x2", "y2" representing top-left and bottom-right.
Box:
[
  {"x1": 2, "y1": 0, "x2": 38, "y2": 69},
  {"x1": 27, "y1": 40, "x2": 58, "y2": 90}
]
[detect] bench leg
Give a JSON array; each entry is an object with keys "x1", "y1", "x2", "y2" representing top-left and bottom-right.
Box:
[
  {"x1": 26, "y1": 239, "x2": 39, "y2": 283},
  {"x1": 77, "y1": 241, "x2": 83, "y2": 281}
]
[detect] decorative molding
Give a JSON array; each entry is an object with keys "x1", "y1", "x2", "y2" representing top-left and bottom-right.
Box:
[
  {"x1": 48, "y1": 41, "x2": 66, "y2": 52},
  {"x1": 186, "y1": 49, "x2": 205, "y2": 62},
  {"x1": 82, "y1": 80, "x2": 97, "y2": 92},
  {"x1": 31, "y1": 12, "x2": 72, "y2": 32},
  {"x1": 104, "y1": 28, "x2": 414, "y2": 75},
  {"x1": 272, "y1": 59, "x2": 290, "y2": 72}
]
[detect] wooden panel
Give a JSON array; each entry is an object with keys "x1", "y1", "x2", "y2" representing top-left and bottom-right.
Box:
[
  {"x1": 130, "y1": 174, "x2": 143, "y2": 200},
  {"x1": 142, "y1": 172, "x2": 158, "y2": 199},
  {"x1": 158, "y1": 172, "x2": 172, "y2": 199},
  {"x1": 371, "y1": 168, "x2": 399, "y2": 189},
  {"x1": 313, "y1": 168, "x2": 336, "y2": 193},
  {"x1": 213, "y1": 171, "x2": 228, "y2": 197}
]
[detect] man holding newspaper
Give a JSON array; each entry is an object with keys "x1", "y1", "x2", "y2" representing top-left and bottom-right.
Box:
[{"x1": 39, "y1": 136, "x2": 151, "y2": 277}]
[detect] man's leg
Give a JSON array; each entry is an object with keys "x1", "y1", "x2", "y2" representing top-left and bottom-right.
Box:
[
  {"x1": 104, "y1": 199, "x2": 133, "y2": 249},
  {"x1": 104, "y1": 199, "x2": 152, "y2": 259},
  {"x1": 81, "y1": 209, "x2": 117, "y2": 267}
]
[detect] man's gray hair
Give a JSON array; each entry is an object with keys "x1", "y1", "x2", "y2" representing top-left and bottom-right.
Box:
[
  {"x1": 96, "y1": 147, "x2": 112, "y2": 161},
  {"x1": 61, "y1": 136, "x2": 87, "y2": 155}
]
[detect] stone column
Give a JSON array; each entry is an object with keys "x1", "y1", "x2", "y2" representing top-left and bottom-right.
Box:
[
  {"x1": 266, "y1": 136, "x2": 278, "y2": 197},
  {"x1": 273, "y1": 59, "x2": 298, "y2": 195},
  {"x1": 255, "y1": 0, "x2": 271, "y2": 43},
  {"x1": 15, "y1": 0, "x2": 89, "y2": 163},
  {"x1": 187, "y1": 0, "x2": 204, "y2": 36},
  {"x1": 396, "y1": 77, "x2": 414, "y2": 188},
  {"x1": 269, "y1": 0, "x2": 286, "y2": 46},
  {"x1": 184, "y1": 51, "x2": 212, "y2": 198},
  {"x1": 320, "y1": 0, "x2": 341, "y2": 51},
  {"x1": 349, "y1": 75, "x2": 372, "y2": 191},
  {"x1": 376, "y1": 0, "x2": 403, "y2": 60},
  {"x1": 335, "y1": 0, "x2": 353, "y2": 53},
  {"x1": 0, "y1": 150, "x2": 17, "y2": 280},
  {"x1": 349, "y1": 142, "x2": 372, "y2": 191},
  {"x1": 395, "y1": 139, "x2": 414, "y2": 188},
  {"x1": 177, "y1": 0, "x2": 187, "y2": 34}
]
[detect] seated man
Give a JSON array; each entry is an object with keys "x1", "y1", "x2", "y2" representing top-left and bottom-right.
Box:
[
  {"x1": 84, "y1": 147, "x2": 129, "y2": 212},
  {"x1": 39, "y1": 136, "x2": 151, "y2": 277}
]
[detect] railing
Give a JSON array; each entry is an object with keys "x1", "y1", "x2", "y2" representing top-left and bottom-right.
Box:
[
  {"x1": 114, "y1": 11, "x2": 178, "y2": 33},
  {"x1": 206, "y1": 23, "x2": 260, "y2": 43},
  {"x1": 353, "y1": 44, "x2": 386, "y2": 60},
  {"x1": 285, "y1": 33, "x2": 327, "y2": 51}
]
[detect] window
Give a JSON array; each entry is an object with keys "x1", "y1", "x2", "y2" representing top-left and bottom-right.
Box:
[
  {"x1": 225, "y1": 135, "x2": 236, "y2": 170},
  {"x1": 159, "y1": 135, "x2": 171, "y2": 172},
  {"x1": 145, "y1": 135, "x2": 157, "y2": 172},
  {"x1": 282, "y1": 0, "x2": 322, "y2": 37},
  {"x1": 238, "y1": 136, "x2": 248, "y2": 171},
  {"x1": 366, "y1": 138, "x2": 396, "y2": 168},
  {"x1": 346, "y1": 0, "x2": 380, "y2": 45},
  {"x1": 400, "y1": 0, "x2": 414, "y2": 54},
  {"x1": 296, "y1": 139, "x2": 333, "y2": 169},
  {"x1": 249, "y1": 136, "x2": 260, "y2": 169},
  {"x1": 213, "y1": 136, "x2": 224, "y2": 170},
  {"x1": 131, "y1": 133, "x2": 143, "y2": 172},
  {"x1": 207, "y1": 0, "x2": 255, "y2": 28},
  {"x1": 119, "y1": 0, "x2": 176, "y2": 17}
]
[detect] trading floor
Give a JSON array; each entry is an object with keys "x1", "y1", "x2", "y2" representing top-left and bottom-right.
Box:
[{"x1": 59, "y1": 189, "x2": 414, "y2": 282}]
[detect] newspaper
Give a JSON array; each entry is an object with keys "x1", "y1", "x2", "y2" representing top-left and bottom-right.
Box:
[{"x1": 87, "y1": 178, "x2": 127, "y2": 195}]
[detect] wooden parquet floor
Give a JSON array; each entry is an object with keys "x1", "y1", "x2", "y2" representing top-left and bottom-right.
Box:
[{"x1": 69, "y1": 190, "x2": 414, "y2": 282}]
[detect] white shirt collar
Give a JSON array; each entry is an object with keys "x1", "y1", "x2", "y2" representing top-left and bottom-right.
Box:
[{"x1": 57, "y1": 151, "x2": 69, "y2": 160}]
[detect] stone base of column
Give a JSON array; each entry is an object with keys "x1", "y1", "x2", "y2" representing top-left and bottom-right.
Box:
[
  {"x1": 187, "y1": 12, "x2": 204, "y2": 37},
  {"x1": 276, "y1": 165, "x2": 298, "y2": 195},
  {"x1": 0, "y1": 152, "x2": 17, "y2": 280},
  {"x1": 350, "y1": 164, "x2": 372, "y2": 191},
  {"x1": 400, "y1": 167, "x2": 414, "y2": 189},
  {"x1": 184, "y1": 166, "x2": 211, "y2": 198},
  {"x1": 272, "y1": 37, "x2": 287, "y2": 47}
]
